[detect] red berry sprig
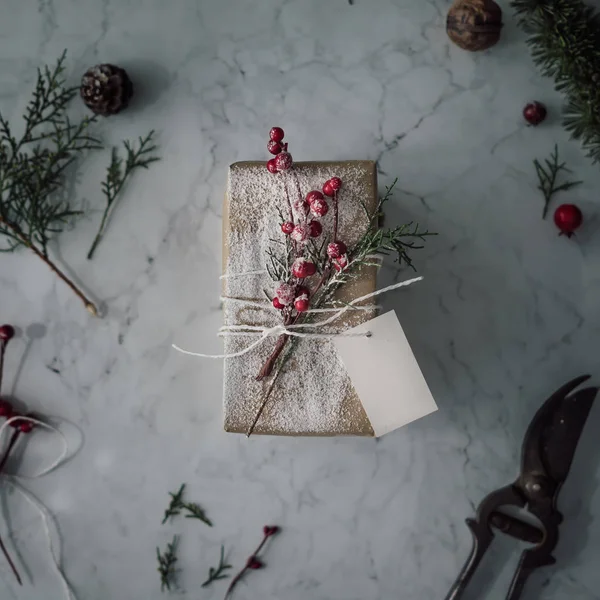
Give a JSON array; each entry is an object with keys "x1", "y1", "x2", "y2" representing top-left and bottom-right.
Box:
[
  {"x1": 523, "y1": 101, "x2": 547, "y2": 126},
  {"x1": 224, "y1": 525, "x2": 280, "y2": 599},
  {"x1": 554, "y1": 204, "x2": 583, "y2": 238},
  {"x1": 266, "y1": 128, "x2": 294, "y2": 173}
]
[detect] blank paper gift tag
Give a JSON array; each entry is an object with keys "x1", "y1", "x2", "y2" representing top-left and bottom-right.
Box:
[{"x1": 333, "y1": 310, "x2": 438, "y2": 437}]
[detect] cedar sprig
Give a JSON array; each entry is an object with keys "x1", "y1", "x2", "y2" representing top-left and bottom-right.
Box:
[
  {"x1": 511, "y1": 0, "x2": 600, "y2": 164},
  {"x1": 201, "y1": 545, "x2": 232, "y2": 588},
  {"x1": 0, "y1": 50, "x2": 102, "y2": 314},
  {"x1": 162, "y1": 483, "x2": 212, "y2": 527},
  {"x1": 87, "y1": 130, "x2": 159, "y2": 259},
  {"x1": 157, "y1": 535, "x2": 179, "y2": 592},
  {"x1": 533, "y1": 144, "x2": 582, "y2": 218}
]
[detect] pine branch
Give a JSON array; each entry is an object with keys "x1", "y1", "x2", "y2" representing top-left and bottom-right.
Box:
[
  {"x1": 532, "y1": 144, "x2": 582, "y2": 218},
  {"x1": 156, "y1": 536, "x2": 179, "y2": 592},
  {"x1": 183, "y1": 501, "x2": 213, "y2": 527},
  {"x1": 511, "y1": 0, "x2": 600, "y2": 164},
  {"x1": 87, "y1": 130, "x2": 159, "y2": 259},
  {"x1": 162, "y1": 483, "x2": 185, "y2": 524},
  {"x1": 0, "y1": 51, "x2": 102, "y2": 315},
  {"x1": 201, "y1": 545, "x2": 232, "y2": 587}
]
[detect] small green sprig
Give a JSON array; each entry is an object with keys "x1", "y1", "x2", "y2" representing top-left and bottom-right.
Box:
[
  {"x1": 162, "y1": 483, "x2": 212, "y2": 527},
  {"x1": 201, "y1": 545, "x2": 232, "y2": 588},
  {"x1": 533, "y1": 145, "x2": 582, "y2": 218},
  {"x1": 157, "y1": 535, "x2": 179, "y2": 592},
  {"x1": 87, "y1": 130, "x2": 159, "y2": 259}
]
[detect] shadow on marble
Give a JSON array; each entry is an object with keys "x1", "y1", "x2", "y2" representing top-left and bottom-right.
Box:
[{"x1": 119, "y1": 60, "x2": 172, "y2": 113}]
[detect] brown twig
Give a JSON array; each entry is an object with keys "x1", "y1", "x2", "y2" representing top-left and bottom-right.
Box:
[
  {"x1": 0, "y1": 217, "x2": 98, "y2": 316},
  {"x1": 224, "y1": 526, "x2": 279, "y2": 599},
  {"x1": 0, "y1": 341, "x2": 6, "y2": 396}
]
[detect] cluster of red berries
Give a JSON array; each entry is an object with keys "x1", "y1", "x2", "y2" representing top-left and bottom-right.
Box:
[
  {"x1": 0, "y1": 324, "x2": 34, "y2": 434},
  {"x1": 273, "y1": 282, "x2": 310, "y2": 313},
  {"x1": 266, "y1": 127, "x2": 293, "y2": 173}
]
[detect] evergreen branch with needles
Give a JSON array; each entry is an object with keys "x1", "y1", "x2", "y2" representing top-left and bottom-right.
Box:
[
  {"x1": 156, "y1": 536, "x2": 179, "y2": 592},
  {"x1": 161, "y1": 483, "x2": 212, "y2": 527},
  {"x1": 532, "y1": 145, "x2": 582, "y2": 218},
  {"x1": 201, "y1": 545, "x2": 232, "y2": 587},
  {"x1": 87, "y1": 130, "x2": 159, "y2": 259},
  {"x1": 0, "y1": 50, "x2": 103, "y2": 314}
]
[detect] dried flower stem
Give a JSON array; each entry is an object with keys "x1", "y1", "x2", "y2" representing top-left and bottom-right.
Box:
[{"x1": 0, "y1": 429, "x2": 22, "y2": 586}]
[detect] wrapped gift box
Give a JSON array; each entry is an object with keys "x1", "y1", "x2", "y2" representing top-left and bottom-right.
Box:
[{"x1": 223, "y1": 161, "x2": 378, "y2": 436}]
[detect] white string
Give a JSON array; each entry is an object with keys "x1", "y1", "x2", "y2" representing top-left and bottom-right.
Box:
[
  {"x1": 174, "y1": 276, "x2": 422, "y2": 359},
  {"x1": 220, "y1": 296, "x2": 380, "y2": 313},
  {"x1": 0, "y1": 415, "x2": 76, "y2": 600},
  {"x1": 219, "y1": 269, "x2": 267, "y2": 280}
]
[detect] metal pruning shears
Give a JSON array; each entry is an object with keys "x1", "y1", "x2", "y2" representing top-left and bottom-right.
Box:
[{"x1": 445, "y1": 375, "x2": 598, "y2": 600}]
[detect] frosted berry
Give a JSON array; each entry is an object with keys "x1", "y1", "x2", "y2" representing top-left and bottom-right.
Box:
[
  {"x1": 281, "y1": 221, "x2": 294, "y2": 235},
  {"x1": 0, "y1": 400, "x2": 13, "y2": 418},
  {"x1": 293, "y1": 200, "x2": 310, "y2": 216},
  {"x1": 275, "y1": 152, "x2": 293, "y2": 171},
  {"x1": 333, "y1": 254, "x2": 349, "y2": 272},
  {"x1": 292, "y1": 258, "x2": 316, "y2": 279},
  {"x1": 275, "y1": 282, "x2": 296, "y2": 306},
  {"x1": 296, "y1": 285, "x2": 310, "y2": 298},
  {"x1": 523, "y1": 102, "x2": 547, "y2": 126},
  {"x1": 327, "y1": 241, "x2": 347, "y2": 258},
  {"x1": 269, "y1": 127, "x2": 285, "y2": 142},
  {"x1": 267, "y1": 140, "x2": 282, "y2": 155},
  {"x1": 294, "y1": 295, "x2": 310, "y2": 313},
  {"x1": 322, "y1": 181, "x2": 335, "y2": 197},
  {"x1": 554, "y1": 204, "x2": 583, "y2": 238},
  {"x1": 327, "y1": 177, "x2": 342, "y2": 191},
  {"x1": 309, "y1": 220, "x2": 322, "y2": 238},
  {"x1": 0, "y1": 324, "x2": 15, "y2": 342},
  {"x1": 291, "y1": 224, "x2": 310, "y2": 243},
  {"x1": 247, "y1": 556, "x2": 264, "y2": 570},
  {"x1": 305, "y1": 190, "x2": 324, "y2": 204},
  {"x1": 266, "y1": 158, "x2": 278, "y2": 174},
  {"x1": 310, "y1": 198, "x2": 329, "y2": 217},
  {"x1": 272, "y1": 297, "x2": 285, "y2": 310}
]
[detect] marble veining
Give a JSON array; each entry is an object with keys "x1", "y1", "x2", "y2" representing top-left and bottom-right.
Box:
[{"x1": 0, "y1": 0, "x2": 599, "y2": 598}]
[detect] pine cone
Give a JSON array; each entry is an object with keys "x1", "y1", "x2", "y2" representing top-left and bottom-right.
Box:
[
  {"x1": 446, "y1": 0, "x2": 503, "y2": 52},
  {"x1": 80, "y1": 64, "x2": 133, "y2": 116}
]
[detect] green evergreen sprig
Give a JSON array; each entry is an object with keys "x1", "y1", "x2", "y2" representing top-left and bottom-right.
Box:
[
  {"x1": 533, "y1": 144, "x2": 582, "y2": 218},
  {"x1": 157, "y1": 535, "x2": 179, "y2": 592},
  {"x1": 87, "y1": 130, "x2": 159, "y2": 259},
  {"x1": 162, "y1": 483, "x2": 212, "y2": 527},
  {"x1": 201, "y1": 545, "x2": 232, "y2": 587},
  {"x1": 0, "y1": 50, "x2": 102, "y2": 314},
  {"x1": 512, "y1": 0, "x2": 600, "y2": 164}
]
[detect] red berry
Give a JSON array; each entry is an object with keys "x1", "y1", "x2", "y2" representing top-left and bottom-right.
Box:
[
  {"x1": 294, "y1": 295, "x2": 309, "y2": 312},
  {"x1": 10, "y1": 413, "x2": 22, "y2": 428},
  {"x1": 308, "y1": 220, "x2": 322, "y2": 238},
  {"x1": 554, "y1": 204, "x2": 583, "y2": 238},
  {"x1": 281, "y1": 221, "x2": 294, "y2": 235},
  {"x1": 0, "y1": 325, "x2": 15, "y2": 342},
  {"x1": 269, "y1": 127, "x2": 285, "y2": 142},
  {"x1": 292, "y1": 258, "x2": 316, "y2": 279},
  {"x1": 333, "y1": 254, "x2": 349, "y2": 272},
  {"x1": 327, "y1": 241, "x2": 347, "y2": 258},
  {"x1": 293, "y1": 200, "x2": 310, "y2": 216},
  {"x1": 275, "y1": 152, "x2": 293, "y2": 171},
  {"x1": 327, "y1": 177, "x2": 342, "y2": 191},
  {"x1": 266, "y1": 158, "x2": 278, "y2": 174},
  {"x1": 272, "y1": 297, "x2": 285, "y2": 310},
  {"x1": 523, "y1": 101, "x2": 547, "y2": 126},
  {"x1": 322, "y1": 182, "x2": 335, "y2": 197},
  {"x1": 267, "y1": 140, "x2": 282, "y2": 155},
  {"x1": 310, "y1": 198, "x2": 329, "y2": 217},
  {"x1": 291, "y1": 224, "x2": 310, "y2": 243},
  {"x1": 305, "y1": 190, "x2": 324, "y2": 204},
  {"x1": 0, "y1": 400, "x2": 13, "y2": 418},
  {"x1": 247, "y1": 556, "x2": 264, "y2": 570},
  {"x1": 20, "y1": 418, "x2": 34, "y2": 433},
  {"x1": 275, "y1": 282, "x2": 296, "y2": 306},
  {"x1": 263, "y1": 525, "x2": 280, "y2": 536},
  {"x1": 296, "y1": 285, "x2": 310, "y2": 297}
]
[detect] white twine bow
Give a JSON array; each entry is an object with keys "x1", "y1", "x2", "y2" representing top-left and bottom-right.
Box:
[
  {"x1": 0, "y1": 416, "x2": 77, "y2": 600},
  {"x1": 173, "y1": 276, "x2": 423, "y2": 359}
]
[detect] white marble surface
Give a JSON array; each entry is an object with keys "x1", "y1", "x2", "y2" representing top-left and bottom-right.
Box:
[{"x1": 0, "y1": 1, "x2": 599, "y2": 599}]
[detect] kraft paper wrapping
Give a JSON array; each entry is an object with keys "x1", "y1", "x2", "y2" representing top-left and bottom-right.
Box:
[{"x1": 223, "y1": 161, "x2": 378, "y2": 436}]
